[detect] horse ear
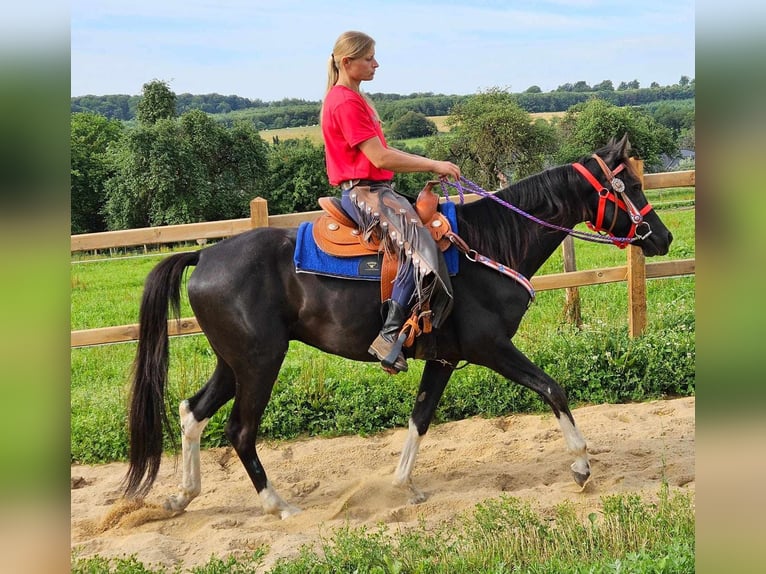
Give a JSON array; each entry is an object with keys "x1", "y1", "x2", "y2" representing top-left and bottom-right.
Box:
[
  {"x1": 595, "y1": 134, "x2": 631, "y2": 165},
  {"x1": 617, "y1": 133, "x2": 631, "y2": 158}
]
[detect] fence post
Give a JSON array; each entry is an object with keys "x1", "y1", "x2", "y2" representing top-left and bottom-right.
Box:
[
  {"x1": 627, "y1": 158, "x2": 647, "y2": 338},
  {"x1": 250, "y1": 197, "x2": 269, "y2": 228},
  {"x1": 562, "y1": 235, "x2": 582, "y2": 327}
]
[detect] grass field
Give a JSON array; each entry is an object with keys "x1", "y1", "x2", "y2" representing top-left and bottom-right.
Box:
[{"x1": 260, "y1": 124, "x2": 323, "y2": 144}]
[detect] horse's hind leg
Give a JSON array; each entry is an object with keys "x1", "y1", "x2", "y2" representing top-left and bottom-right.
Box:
[
  {"x1": 226, "y1": 352, "x2": 301, "y2": 519},
  {"x1": 393, "y1": 360, "x2": 454, "y2": 503},
  {"x1": 165, "y1": 358, "x2": 236, "y2": 512}
]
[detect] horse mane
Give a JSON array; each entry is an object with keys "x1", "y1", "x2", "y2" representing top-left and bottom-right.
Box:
[{"x1": 456, "y1": 163, "x2": 586, "y2": 270}]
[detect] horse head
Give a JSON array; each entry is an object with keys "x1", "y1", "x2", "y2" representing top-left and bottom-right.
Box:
[{"x1": 577, "y1": 134, "x2": 673, "y2": 256}]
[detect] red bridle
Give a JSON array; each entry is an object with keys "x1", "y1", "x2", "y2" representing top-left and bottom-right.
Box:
[{"x1": 572, "y1": 155, "x2": 654, "y2": 248}]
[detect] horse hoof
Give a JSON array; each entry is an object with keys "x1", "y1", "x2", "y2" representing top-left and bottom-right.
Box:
[
  {"x1": 571, "y1": 468, "x2": 591, "y2": 488},
  {"x1": 574, "y1": 471, "x2": 590, "y2": 487},
  {"x1": 409, "y1": 492, "x2": 427, "y2": 505},
  {"x1": 407, "y1": 486, "x2": 428, "y2": 504},
  {"x1": 164, "y1": 495, "x2": 189, "y2": 512},
  {"x1": 279, "y1": 505, "x2": 302, "y2": 519}
]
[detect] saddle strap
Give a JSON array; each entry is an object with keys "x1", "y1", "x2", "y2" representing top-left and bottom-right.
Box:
[{"x1": 401, "y1": 306, "x2": 433, "y2": 349}]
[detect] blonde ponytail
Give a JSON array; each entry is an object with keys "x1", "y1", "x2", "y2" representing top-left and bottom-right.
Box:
[{"x1": 326, "y1": 54, "x2": 340, "y2": 96}]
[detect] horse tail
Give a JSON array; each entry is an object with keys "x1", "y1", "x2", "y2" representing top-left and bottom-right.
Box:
[{"x1": 124, "y1": 251, "x2": 200, "y2": 497}]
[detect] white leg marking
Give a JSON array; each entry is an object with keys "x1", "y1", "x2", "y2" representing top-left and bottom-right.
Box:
[
  {"x1": 393, "y1": 419, "x2": 427, "y2": 503},
  {"x1": 165, "y1": 400, "x2": 209, "y2": 512},
  {"x1": 557, "y1": 413, "x2": 591, "y2": 486},
  {"x1": 259, "y1": 481, "x2": 301, "y2": 519},
  {"x1": 393, "y1": 419, "x2": 422, "y2": 485}
]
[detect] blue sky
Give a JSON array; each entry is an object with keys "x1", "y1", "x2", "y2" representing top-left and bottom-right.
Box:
[{"x1": 71, "y1": 0, "x2": 695, "y2": 101}]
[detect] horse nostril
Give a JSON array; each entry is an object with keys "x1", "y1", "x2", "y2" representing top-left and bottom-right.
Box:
[{"x1": 667, "y1": 231, "x2": 674, "y2": 244}]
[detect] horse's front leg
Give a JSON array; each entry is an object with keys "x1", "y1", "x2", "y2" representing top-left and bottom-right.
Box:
[
  {"x1": 393, "y1": 360, "x2": 454, "y2": 503},
  {"x1": 558, "y1": 409, "x2": 591, "y2": 487},
  {"x1": 485, "y1": 342, "x2": 590, "y2": 488}
]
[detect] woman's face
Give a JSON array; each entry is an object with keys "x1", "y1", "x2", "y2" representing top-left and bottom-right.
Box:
[{"x1": 344, "y1": 49, "x2": 378, "y2": 82}]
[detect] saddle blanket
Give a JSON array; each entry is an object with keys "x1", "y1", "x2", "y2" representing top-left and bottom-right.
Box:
[{"x1": 294, "y1": 201, "x2": 459, "y2": 280}]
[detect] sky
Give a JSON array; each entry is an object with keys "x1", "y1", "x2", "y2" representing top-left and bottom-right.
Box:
[{"x1": 70, "y1": 0, "x2": 697, "y2": 102}]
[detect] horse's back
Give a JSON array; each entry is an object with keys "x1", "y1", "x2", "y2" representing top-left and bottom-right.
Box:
[
  {"x1": 191, "y1": 226, "x2": 296, "y2": 287},
  {"x1": 187, "y1": 227, "x2": 299, "y2": 323}
]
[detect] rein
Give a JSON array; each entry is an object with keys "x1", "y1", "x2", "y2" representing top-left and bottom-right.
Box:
[
  {"x1": 434, "y1": 155, "x2": 656, "y2": 301},
  {"x1": 439, "y1": 156, "x2": 654, "y2": 248}
]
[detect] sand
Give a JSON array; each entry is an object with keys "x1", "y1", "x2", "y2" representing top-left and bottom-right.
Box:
[{"x1": 71, "y1": 396, "x2": 694, "y2": 571}]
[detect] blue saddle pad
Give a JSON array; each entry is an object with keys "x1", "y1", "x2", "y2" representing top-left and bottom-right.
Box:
[{"x1": 294, "y1": 201, "x2": 459, "y2": 280}]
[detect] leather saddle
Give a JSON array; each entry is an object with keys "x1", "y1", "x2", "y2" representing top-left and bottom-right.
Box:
[
  {"x1": 312, "y1": 181, "x2": 455, "y2": 301},
  {"x1": 314, "y1": 180, "x2": 454, "y2": 254}
]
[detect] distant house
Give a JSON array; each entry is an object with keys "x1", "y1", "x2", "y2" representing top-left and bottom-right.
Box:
[{"x1": 660, "y1": 149, "x2": 695, "y2": 171}]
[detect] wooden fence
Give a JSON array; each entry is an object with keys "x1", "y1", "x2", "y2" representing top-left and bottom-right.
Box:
[{"x1": 70, "y1": 168, "x2": 695, "y2": 348}]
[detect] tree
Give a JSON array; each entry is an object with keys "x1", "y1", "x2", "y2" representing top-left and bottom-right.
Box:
[
  {"x1": 525, "y1": 85, "x2": 542, "y2": 93},
  {"x1": 70, "y1": 112, "x2": 124, "y2": 233},
  {"x1": 572, "y1": 81, "x2": 591, "y2": 92},
  {"x1": 426, "y1": 88, "x2": 557, "y2": 189},
  {"x1": 103, "y1": 110, "x2": 268, "y2": 229},
  {"x1": 262, "y1": 138, "x2": 332, "y2": 214},
  {"x1": 646, "y1": 100, "x2": 695, "y2": 135},
  {"x1": 386, "y1": 111, "x2": 438, "y2": 139},
  {"x1": 556, "y1": 98, "x2": 677, "y2": 170},
  {"x1": 678, "y1": 125, "x2": 695, "y2": 151},
  {"x1": 136, "y1": 79, "x2": 177, "y2": 125},
  {"x1": 592, "y1": 80, "x2": 614, "y2": 91}
]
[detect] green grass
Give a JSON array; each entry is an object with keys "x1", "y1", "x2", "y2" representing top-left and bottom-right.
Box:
[
  {"x1": 71, "y1": 246, "x2": 200, "y2": 330},
  {"x1": 71, "y1": 486, "x2": 694, "y2": 573}
]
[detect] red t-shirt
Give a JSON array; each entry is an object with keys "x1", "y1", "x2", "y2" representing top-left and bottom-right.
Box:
[{"x1": 321, "y1": 85, "x2": 394, "y2": 186}]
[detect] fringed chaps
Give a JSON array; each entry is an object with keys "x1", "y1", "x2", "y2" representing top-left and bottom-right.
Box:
[{"x1": 349, "y1": 183, "x2": 453, "y2": 328}]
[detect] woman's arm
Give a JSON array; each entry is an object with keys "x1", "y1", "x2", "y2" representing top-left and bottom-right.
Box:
[{"x1": 358, "y1": 136, "x2": 461, "y2": 180}]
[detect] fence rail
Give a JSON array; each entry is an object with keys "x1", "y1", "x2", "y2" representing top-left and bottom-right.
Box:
[
  {"x1": 70, "y1": 168, "x2": 695, "y2": 348},
  {"x1": 70, "y1": 258, "x2": 694, "y2": 348}
]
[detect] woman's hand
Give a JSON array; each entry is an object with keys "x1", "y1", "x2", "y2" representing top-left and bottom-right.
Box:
[{"x1": 432, "y1": 160, "x2": 461, "y2": 181}]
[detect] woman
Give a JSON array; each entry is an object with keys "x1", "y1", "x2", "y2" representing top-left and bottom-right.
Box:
[{"x1": 321, "y1": 30, "x2": 461, "y2": 374}]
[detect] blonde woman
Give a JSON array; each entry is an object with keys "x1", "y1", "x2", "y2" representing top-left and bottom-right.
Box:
[{"x1": 321, "y1": 30, "x2": 461, "y2": 374}]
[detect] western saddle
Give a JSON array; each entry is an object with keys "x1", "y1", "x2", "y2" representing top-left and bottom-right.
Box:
[{"x1": 312, "y1": 181, "x2": 457, "y2": 302}]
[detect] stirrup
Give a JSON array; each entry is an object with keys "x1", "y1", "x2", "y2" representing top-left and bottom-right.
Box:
[{"x1": 368, "y1": 331, "x2": 408, "y2": 373}]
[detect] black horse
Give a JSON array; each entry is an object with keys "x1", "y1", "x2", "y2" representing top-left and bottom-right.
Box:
[{"x1": 125, "y1": 136, "x2": 672, "y2": 518}]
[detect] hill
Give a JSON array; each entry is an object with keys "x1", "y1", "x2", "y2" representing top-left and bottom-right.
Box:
[{"x1": 71, "y1": 84, "x2": 694, "y2": 128}]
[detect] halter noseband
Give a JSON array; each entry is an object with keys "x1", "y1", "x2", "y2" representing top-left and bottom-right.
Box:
[{"x1": 572, "y1": 155, "x2": 654, "y2": 248}]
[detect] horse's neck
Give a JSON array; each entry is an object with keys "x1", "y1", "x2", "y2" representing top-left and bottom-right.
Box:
[
  {"x1": 496, "y1": 171, "x2": 582, "y2": 277},
  {"x1": 519, "y1": 228, "x2": 569, "y2": 278}
]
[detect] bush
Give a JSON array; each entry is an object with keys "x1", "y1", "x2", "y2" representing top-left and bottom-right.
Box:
[{"x1": 386, "y1": 111, "x2": 438, "y2": 139}]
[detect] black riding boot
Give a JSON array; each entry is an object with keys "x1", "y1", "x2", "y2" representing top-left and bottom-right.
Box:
[{"x1": 368, "y1": 299, "x2": 409, "y2": 373}]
